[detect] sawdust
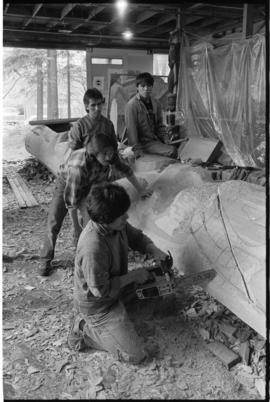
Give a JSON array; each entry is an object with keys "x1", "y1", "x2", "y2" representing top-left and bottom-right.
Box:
[{"x1": 2, "y1": 160, "x2": 265, "y2": 400}]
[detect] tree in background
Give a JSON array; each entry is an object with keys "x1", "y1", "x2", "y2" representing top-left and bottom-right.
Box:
[
  {"x1": 67, "y1": 51, "x2": 71, "y2": 118},
  {"x1": 3, "y1": 48, "x2": 46, "y2": 119},
  {"x1": 47, "y1": 49, "x2": 59, "y2": 119},
  {"x1": 3, "y1": 48, "x2": 87, "y2": 121},
  {"x1": 36, "y1": 57, "x2": 44, "y2": 120}
]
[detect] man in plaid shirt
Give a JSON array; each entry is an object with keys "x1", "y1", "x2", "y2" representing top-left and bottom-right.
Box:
[{"x1": 39, "y1": 132, "x2": 151, "y2": 277}]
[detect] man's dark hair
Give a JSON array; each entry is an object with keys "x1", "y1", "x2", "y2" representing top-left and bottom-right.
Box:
[
  {"x1": 136, "y1": 72, "x2": 154, "y2": 87},
  {"x1": 83, "y1": 88, "x2": 104, "y2": 110},
  {"x1": 86, "y1": 132, "x2": 118, "y2": 158},
  {"x1": 86, "y1": 183, "x2": 131, "y2": 224}
]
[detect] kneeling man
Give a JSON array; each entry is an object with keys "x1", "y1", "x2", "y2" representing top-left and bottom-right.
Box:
[{"x1": 68, "y1": 182, "x2": 168, "y2": 364}]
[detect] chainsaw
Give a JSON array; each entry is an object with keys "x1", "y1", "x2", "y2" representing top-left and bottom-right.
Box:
[{"x1": 135, "y1": 251, "x2": 216, "y2": 300}]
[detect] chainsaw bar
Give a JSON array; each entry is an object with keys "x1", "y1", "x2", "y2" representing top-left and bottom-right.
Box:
[
  {"x1": 174, "y1": 269, "x2": 216, "y2": 290},
  {"x1": 136, "y1": 269, "x2": 216, "y2": 299}
]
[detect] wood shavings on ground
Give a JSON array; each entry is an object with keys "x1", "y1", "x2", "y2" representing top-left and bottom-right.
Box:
[{"x1": 2, "y1": 168, "x2": 266, "y2": 400}]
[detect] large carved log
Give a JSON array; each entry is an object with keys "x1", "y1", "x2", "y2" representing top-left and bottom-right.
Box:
[
  {"x1": 23, "y1": 125, "x2": 266, "y2": 338},
  {"x1": 24, "y1": 125, "x2": 69, "y2": 175},
  {"x1": 118, "y1": 170, "x2": 266, "y2": 338}
]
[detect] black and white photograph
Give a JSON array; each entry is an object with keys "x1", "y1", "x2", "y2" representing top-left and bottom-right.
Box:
[{"x1": 2, "y1": 0, "x2": 268, "y2": 400}]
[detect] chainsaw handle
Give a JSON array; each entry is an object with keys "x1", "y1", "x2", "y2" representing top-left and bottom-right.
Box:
[{"x1": 147, "y1": 271, "x2": 156, "y2": 283}]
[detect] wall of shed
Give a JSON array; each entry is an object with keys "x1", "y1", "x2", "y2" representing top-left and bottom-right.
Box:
[{"x1": 86, "y1": 47, "x2": 153, "y2": 112}]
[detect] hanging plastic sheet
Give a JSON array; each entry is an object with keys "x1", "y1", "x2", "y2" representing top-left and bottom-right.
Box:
[{"x1": 176, "y1": 34, "x2": 265, "y2": 167}]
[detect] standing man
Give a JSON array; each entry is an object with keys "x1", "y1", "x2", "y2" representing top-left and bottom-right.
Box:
[
  {"x1": 125, "y1": 72, "x2": 178, "y2": 158},
  {"x1": 39, "y1": 132, "x2": 151, "y2": 277},
  {"x1": 63, "y1": 87, "x2": 121, "y2": 241},
  {"x1": 68, "y1": 182, "x2": 169, "y2": 364}
]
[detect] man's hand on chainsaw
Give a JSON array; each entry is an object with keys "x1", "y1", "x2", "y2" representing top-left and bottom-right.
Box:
[
  {"x1": 149, "y1": 246, "x2": 168, "y2": 264},
  {"x1": 130, "y1": 268, "x2": 151, "y2": 285}
]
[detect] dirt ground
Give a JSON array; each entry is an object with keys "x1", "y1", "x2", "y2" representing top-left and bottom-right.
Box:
[{"x1": 2, "y1": 127, "x2": 265, "y2": 400}]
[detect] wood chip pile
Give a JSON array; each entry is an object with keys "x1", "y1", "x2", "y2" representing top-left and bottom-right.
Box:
[
  {"x1": 18, "y1": 158, "x2": 55, "y2": 183},
  {"x1": 182, "y1": 286, "x2": 266, "y2": 397}
]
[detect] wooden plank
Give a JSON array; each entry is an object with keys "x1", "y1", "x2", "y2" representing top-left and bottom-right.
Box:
[
  {"x1": 178, "y1": 137, "x2": 222, "y2": 163},
  {"x1": 204, "y1": 341, "x2": 241, "y2": 369},
  {"x1": 8, "y1": 175, "x2": 31, "y2": 207},
  {"x1": 6, "y1": 171, "x2": 38, "y2": 208},
  {"x1": 11, "y1": 175, "x2": 38, "y2": 207},
  {"x1": 6, "y1": 176, "x2": 27, "y2": 208},
  {"x1": 15, "y1": 174, "x2": 39, "y2": 206}
]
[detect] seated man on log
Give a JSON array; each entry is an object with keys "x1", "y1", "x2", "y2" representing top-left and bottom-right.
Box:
[
  {"x1": 125, "y1": 72, "x2": 178, "y2": 159},
  {"x1": 39, "y1": 133, "x2": 151, "y2": 277},
  {"x1": 68, "y1": 182, "x2": 168, "y2": 364}
]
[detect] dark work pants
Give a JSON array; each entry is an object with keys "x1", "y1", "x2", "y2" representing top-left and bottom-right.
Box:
[
  {"x1": 73, "y1": 285, "x2": 146, "y2": 364},
  {"x1": 40, "y1": 175, "x2": 68, "y2": 262}
]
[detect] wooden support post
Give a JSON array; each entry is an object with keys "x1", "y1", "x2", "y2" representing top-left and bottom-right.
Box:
[
  {"x1": 242, "y1": 4, "x2": 254, "y2": 38},
  {"x1": 173, "y1": 8, "x2": 181, "y2": 95},
  {"x1": 86, "y1": 47, "x2": 93, "y2": 89}
]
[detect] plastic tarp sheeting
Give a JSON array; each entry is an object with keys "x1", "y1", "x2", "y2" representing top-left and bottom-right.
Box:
[{"x1": 176, "y1": 34, "x2": 265, "y2": 167}]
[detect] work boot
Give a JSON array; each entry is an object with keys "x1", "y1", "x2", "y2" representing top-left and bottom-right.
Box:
[
  {"x1": 38, "y1": 260, "x2": 54, "y2": 277},
  {"x1": 67, "y1": 316, "x2": 88, "y2": 352}
]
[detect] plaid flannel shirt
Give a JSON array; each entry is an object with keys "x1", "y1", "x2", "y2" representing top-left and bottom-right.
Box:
[{"x1": 59, "y1": 149, "x2": 133, "y2": 209}]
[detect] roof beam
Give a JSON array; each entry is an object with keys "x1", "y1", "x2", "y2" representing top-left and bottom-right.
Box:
[
  {"x1": 91, "y1": 2, "x2": 179, "y2": 11},
  {"x1": 192, "y1": 16, "x2": 223, "y2": 30},
  {"x1": 141, "y1": 22, "x2": 175, "y2": 37},
  {"x1": 71, "y1": 6, "x2": 105, "y2": 30},
  {"x1": 189, "y1": 17, "x2": 245, "y2": 43},
  {"x1": 4, "y1": 13, "x2": 174, "y2": 36},
  {"x1": 3, "y1": 28, "x2": 170, "y2": 52},
  {"x1": 60, "y1": 4, "x2": 76, "y2": 20},
  {"x1": 108, "y1": 6, "x2": 134, "y2": 25},
  {"x1": 3, "y1": 28, "x2": 168, "y2": 43},
  {"x1": 184, "y1": 14, "x2": 205, "y2": 26},
  {"x1": 134, "y1": 14, "x2": 175, "y2": 34},
  {"x1": 2, "y1": 13, "x2": 111, "y2": 31},
  {"x1": 202, "y1": 3, "x2": 244, "y2": 11},
  {"x1": 135, "y1": 10, "x2": 158, "y2": 24},
  {"x1": 157, "y1": 13, "x2": 176, "y2": 26},
  {"x1": 3, "y1": 38, "x2": 168, "y2": 52},
  {"x1": 184, "y1": 7, "x2": 242, "y2": 20},
  {"x1": 4, "y1": 3, "x2": 10, "y2": 13},
  {"x1": 23, "y1": 3, "x2": 43, "y2": 28},
  {"x1": 46, "y1": 3, "x2": 76, "y2": 31}
]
